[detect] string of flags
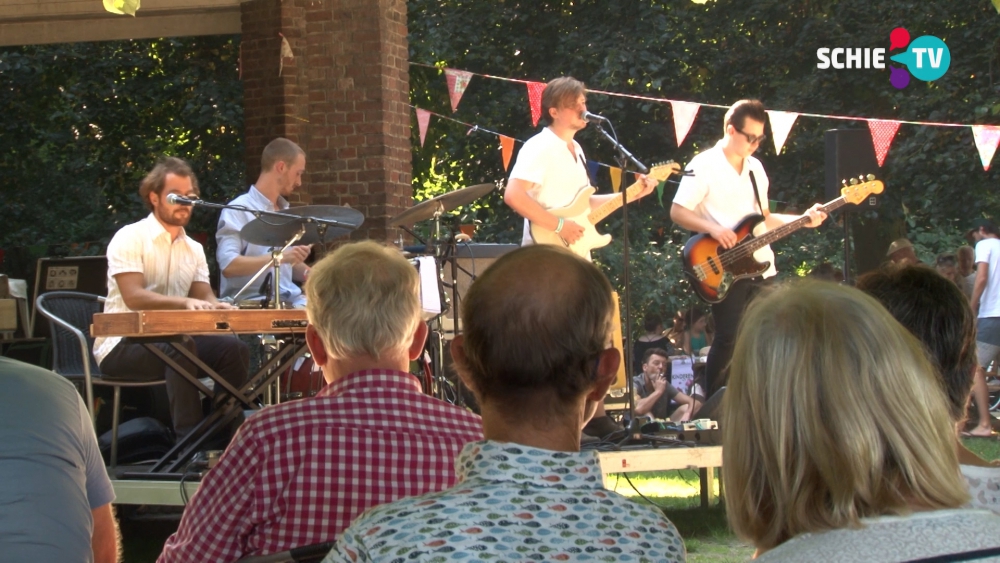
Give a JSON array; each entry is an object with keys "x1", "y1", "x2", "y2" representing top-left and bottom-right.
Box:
[{"x1": 424, "y1": 63, "x2": 1000, "y2": 172}]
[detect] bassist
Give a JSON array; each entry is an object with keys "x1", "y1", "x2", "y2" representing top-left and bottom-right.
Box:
[{"x1": 670, "y1": 100, "x2": 826, "y2": 396}]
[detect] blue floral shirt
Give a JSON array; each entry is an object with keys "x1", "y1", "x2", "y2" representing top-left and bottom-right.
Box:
[{"x1": 323, "y1": 440, "x2": 686, "y2": 562}]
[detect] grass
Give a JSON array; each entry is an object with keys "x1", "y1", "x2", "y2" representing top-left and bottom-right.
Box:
[{"x1": 119, "y1": 438, "x2": 1000, "y2": 563}]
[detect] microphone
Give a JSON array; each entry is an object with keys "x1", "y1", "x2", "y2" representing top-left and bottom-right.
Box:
[
  {"x1": 166, "y1": 193, "x2": 200, "y2": 206},
  {"x1": 581, "y1": 111, "x2": 610, "y2": 124}
]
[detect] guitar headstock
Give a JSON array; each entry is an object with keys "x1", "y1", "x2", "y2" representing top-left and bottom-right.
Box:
[
  {"x1": 647, "y1": 161, "x2": 682, "y2": 181},
  {"x1": 840, "y1": 175, "x2": 885, "y2": 205}
]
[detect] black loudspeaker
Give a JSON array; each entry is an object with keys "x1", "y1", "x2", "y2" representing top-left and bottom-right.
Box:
[
  {"x1": 31, "y1": 255, "x2": 108, "y2": 338},
  {"x1": 443, "y1": 244, "x2": 519, "y2": 320},
  {"x1": 824, "y1": 129, "x2": 881, "y2": 207}
]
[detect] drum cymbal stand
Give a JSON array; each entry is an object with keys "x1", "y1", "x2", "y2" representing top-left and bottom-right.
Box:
[{"x1": 232, "y1": 225, "x2": 306, "y2": 309}]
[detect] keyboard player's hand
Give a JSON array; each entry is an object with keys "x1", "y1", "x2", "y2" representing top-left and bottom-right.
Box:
[{"x1": 184, "y1": 298, "x2": 217, "y2": 310}]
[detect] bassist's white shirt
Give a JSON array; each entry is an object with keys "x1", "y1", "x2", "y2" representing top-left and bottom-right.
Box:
[
  {"x1": 673, "y1": 140, "x2": 776, "y2": 279},
  {"x1": 507, "y1": 126, "x2": 592, "y2": 249}
]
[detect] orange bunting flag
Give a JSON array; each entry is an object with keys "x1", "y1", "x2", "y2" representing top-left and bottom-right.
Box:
[
  {"x1": 609, "y1": 166, "x2": 623, "y2": 193},
  {"x1": 972, "y1": 125, "x2": 1000, "y2": 171},
  {"x1": 500, "y1": 135, "x2": 515, "y2": 171},
  {"x1": 527, "y1": 81, "x2": 546, "y2": 127},
  {"x1": 416, "y1": 108, "x2": 431, "y2": 147},
  {"x1": 444, "y1": 69, "x2": 473, "y2": 113},
  {"x1": 766, "y1": 110, "x2": 799, "y2": 155},
  {"x1": 670, "y1": 101, "x2": 700, "y2": 147},
  {"x1": 867, "y1": 119, "x2": 901, "y2": 167}
]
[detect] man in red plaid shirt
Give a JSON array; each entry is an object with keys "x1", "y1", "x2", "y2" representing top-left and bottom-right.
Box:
[{"x1": 158, "y1": 241, "x2": 483, "y2": 562}]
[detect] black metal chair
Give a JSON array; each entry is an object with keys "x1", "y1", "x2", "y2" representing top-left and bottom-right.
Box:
[{"x1": 35, "y1": 291, "x2": 167, "y2": 467}]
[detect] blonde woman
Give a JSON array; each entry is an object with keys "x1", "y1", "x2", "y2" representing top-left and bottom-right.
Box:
[{"x1": 723, "y1": 282, "x2": 1000, "y2": 562}]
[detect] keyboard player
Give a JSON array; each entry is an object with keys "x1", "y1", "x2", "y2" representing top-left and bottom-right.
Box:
[{"x1": 92, "y1": 157, "x2": 250, "y2": 439}]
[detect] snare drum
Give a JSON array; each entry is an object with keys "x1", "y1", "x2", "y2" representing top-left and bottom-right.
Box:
[{"x1": 280, "y1": 355, "x2": 325, "y2": 401}]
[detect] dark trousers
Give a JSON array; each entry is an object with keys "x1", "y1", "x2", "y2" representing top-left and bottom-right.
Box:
[
  {"x1": 706, "y1": 277, "x2": 764, "y2": 396},
  {"x1": 101, "y1": 335, "x2": 250, "y2": 437}
]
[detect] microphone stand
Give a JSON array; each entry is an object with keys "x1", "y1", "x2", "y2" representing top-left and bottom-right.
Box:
[{"x1": 590, "y1": 118, "x2": 649, "y2": 434}]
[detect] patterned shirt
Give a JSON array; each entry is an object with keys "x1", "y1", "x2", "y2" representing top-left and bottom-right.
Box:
[
  {"x1": 324, "y1": 441, "x2": 687, "y2": 562},
  {"x1": 94, "y1": 213, "x2": 211, "y2": 364},
  {"x1": 157, "y1": 369, "x2": 483, "y2": 563}
]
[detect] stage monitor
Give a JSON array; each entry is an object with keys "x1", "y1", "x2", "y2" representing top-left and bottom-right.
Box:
[{"x1": 31, "y1": 255, "x2": 108, "y2": 338}]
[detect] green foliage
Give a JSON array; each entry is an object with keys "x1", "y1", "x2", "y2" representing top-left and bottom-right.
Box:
[
  {"x1": 408, "y1": 0, "x2": 1000, "y2": 331},
  {"x1": 0, "y1": 36, "x2": 244, "y2": 279}
]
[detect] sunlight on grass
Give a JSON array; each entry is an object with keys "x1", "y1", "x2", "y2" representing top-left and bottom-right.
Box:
[{"x1": 607, "y1": 469, "x2": 720, "y2": 500}]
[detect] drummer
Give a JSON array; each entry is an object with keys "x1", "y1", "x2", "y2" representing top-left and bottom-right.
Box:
[{"x1": 217, "y1": 138, "x2": 312, "y2": 307}]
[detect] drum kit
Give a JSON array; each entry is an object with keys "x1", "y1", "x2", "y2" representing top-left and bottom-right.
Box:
[{"x1": 232, "y1": 183, "x2": 497, "y2": 404}]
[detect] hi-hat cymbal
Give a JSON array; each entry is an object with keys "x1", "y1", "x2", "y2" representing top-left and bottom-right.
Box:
[
  {"x1": 389, "y1": 183, "x2": 495, "y2": 227},
  {"x1": 240, "y1": 205, "x2": 364, "y2": 247}
]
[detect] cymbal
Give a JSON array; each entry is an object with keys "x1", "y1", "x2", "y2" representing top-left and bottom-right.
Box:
[
  {"x1": 240, "y1": 205, "x2": 364, "y2": 247},
  {"x1": 389, "y1": 183, "x2": 495, "y2": 227}
]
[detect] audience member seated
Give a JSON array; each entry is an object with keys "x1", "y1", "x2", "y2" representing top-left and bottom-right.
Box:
[
  {"x1": 633, "y1": 310, "x2": 675, "y2": 368},
  {"x1": 158, "y1": 242, "x2": 483, "y2": 562},
  {"x1": 886, "y1": 237, "x2": 920, "y2": 265},
  {"x1": 858, "y1": 264, "x2": 1000, "y2": 515},
  {"x1": 633, "y1": 347, "x2": 699, "y2": 422},
  {"x1": 723, "y1": 282, "x2": 1000, "y2": 562},
  {"x1": 0, "y1": 357, "x2": 120, "y2": 563},
  {"x1": 681, "y1": 307, "x2": 713, "y2": 356},
  {"x1": 806, "y1": 261, "x2": 844, "y2": 283},
  {"x1": 959, "y1": 244, "x2": 976, "y2": 298},
  {"x1": 323, "y1": 245, "x2": 687, "y2": 562}
]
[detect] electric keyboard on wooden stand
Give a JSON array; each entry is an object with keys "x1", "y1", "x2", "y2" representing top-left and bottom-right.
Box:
[{"x1": 92, "y1": 309, "x2": 311, "y2": 477}]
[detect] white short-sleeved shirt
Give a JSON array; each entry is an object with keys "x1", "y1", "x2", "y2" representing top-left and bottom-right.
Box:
[
  {"x1": 673, "y1": 140, "x2": 776, "y2": 278},
  {"x1": 975, "y1": 237, "x2": 1000, "y2": 319},
  {"x1": 93, "y1": 213, "x2": 211, "y2": 364},
  {"x1": 507, "y1": 126, "x2": 592, "y2": 247}
]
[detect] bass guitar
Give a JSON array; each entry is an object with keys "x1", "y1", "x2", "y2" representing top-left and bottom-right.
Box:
[
  {"x1": 529, "y1": 162, "x2": 680, "y2": 258},
  {"x1": 682, "y1": 177, "x2": 884, "y2": 303}
]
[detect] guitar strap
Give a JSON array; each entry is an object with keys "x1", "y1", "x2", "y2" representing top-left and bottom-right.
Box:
[{"x1": 749, "y1": 171, "x2": 765, "y2": 215}]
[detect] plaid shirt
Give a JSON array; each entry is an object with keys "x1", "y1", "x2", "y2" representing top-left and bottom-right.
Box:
[{"x1": 157, "y1": 369, "x2": 483, "y2": 563}]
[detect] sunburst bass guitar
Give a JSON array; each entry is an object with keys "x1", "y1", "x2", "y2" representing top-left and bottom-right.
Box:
[
  {"x1": 529, "y1": 162, "x2": 681, "y2": 258},
  {"x1": 682, "y1": 177, "x2": 884, "y2": 303}
]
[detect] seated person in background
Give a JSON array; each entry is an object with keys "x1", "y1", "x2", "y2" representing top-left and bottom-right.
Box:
[
  {"x1": 324, "y1": 245, "x2": 686, "y2": 562},
  {"x1": 807, "y1": 261, "x2": 844, "y2": 283},
  {"x1": 0, "y1": 357, "x2": 119, "y2": 563},
  {"x1": 217, "y1": 138, "x2": 312, "y2": 307},
  {"x1": 681, "y1": 307, "x2": 713, "y2": 356},
  {"x1": 632, "y1": 310, "x2": 675, "y2": 369},
  {"x1": 93, "y1": 157, "x2": 250, "y2": 439},
  {"x1": 634, "y1": 348, "x2": 699, "y2": 422},
  {"x1": 935, "y1": 252, "x2": 967, "y2": 288},
  {"x1": 158, "y1": 242, "x2": 483, "y2": 563},
  {"x1": 858, "y1": 264, "x2": 1000, "y2": 515},
  {"x1": 959, "y1": 244, "x2": 976, "y2": 298},
  {"x1": 724, "y1": 282, "x2": 1000, "y2": 562},
  {"x1": 886, "y1": 237, "x2": 920, "y2": 265},
  {"x1": 666, "y1": 309, "x2": 686, "y2": 350}
]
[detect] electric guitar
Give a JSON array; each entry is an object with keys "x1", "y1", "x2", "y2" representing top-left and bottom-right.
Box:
[
  {"x1": 529, "y1": 162, "x2": 681, "y2": 258},
  {"x1": 682, "y1": 177, "x2": 884, "y2": 304}
]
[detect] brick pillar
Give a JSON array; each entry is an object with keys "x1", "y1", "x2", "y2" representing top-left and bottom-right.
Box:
[{"x1": 241, "y1": 0, "x2": 411, "y2": 243}]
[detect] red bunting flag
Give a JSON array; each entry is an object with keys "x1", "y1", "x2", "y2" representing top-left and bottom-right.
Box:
[
  {"x1": 527, "y1": 81, "x2": 546, "y2": 127},
  {"x1": 416, "y1": 108, "x2": 431, "y2": 147},
  {"x1": 670, "y1": 101, "x2": 700, "y2": 147},
  {"x1": 972, "y1": 125, "x2": 1000, "y2": 171},
  {"x1": 766, "y1": 110, "x2": 799, "y2": 155},
  {"x1": 867, "y1": 119, "x2": 901, "y2": 167},
  {"x1": 500, "y1": 135, "x2": 515, "y2": 171},
  {"x1": 444, "y1": 69, "x2": 473, "y2": 113}
]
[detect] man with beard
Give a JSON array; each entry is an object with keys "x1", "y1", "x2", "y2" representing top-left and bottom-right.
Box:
[
  {"x1": 93, "y1": 157, "x2": 249, "y2": 438},
  {"x1": 217, "y1": 138, "x2": 312, "y2": 307}
]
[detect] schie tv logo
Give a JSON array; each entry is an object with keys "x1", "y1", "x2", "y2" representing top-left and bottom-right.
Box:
[{"x1": 816, "y1": 27, "x2": 950, "y2": 90}]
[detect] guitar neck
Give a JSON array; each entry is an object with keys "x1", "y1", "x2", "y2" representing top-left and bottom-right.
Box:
[
  {"x1": 587, "y1": 180, "x2": 645, "y2": 225},
  {"x1": 741, "y1": 197, "x2": 848, "y2": 252}
]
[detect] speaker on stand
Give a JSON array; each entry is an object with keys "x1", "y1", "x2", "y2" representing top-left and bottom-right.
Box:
[{"x1": 824, "y1": 129, "x2": 883, "y2": 284}]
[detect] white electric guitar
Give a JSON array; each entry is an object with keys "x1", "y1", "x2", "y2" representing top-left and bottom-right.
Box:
[{"x1": 529, "y1": 161, "x2": 680, "y2": 258}]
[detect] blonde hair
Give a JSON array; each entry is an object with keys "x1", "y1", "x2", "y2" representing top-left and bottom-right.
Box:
[
  {"x1": 723, "y1": 282, "x2": 969, "y2": 551},
  {"x1": 305, "y1": 241, "x2": 420, "y2": 360}
]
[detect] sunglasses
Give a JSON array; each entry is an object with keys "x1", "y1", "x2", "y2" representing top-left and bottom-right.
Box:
[{"x1": 736, "y1": 128, "x2": 767, "y2": 145}]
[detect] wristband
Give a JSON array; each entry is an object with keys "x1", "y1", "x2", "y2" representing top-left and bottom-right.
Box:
[{"x1": 554, "y1": 217, "x2": 564, "y2": 234}]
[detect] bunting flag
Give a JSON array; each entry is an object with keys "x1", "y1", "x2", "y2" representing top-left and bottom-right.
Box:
[
  {"x1": 586, "y1": 160, "x2": 600, "y2": 186},
  {"x1": 416, "y1": 108, "x2": 431, "y2": 147},
  {"x1": 500, "y1": 135, "x2": 515, "y2": 170},
  {"x1": 278, "y1": 33, "x2": 294, "y2": 77},
  {"x1": 444, "y1": 69, "x2": 473, "y2": 113},
  {"x1": 670, "y1": 101, "x2": 700, "y2": 147},
  {"x1": 766, "y1": 110, "x2": 799, "y2": 155},
  {"x1": 867, "y1": 119, "x2": 901, "y2": 166},
  {"x1": 527, "y1": 82, "x2": 546, "y2": 127},
  {"x1": 972, "y1": 125, "x2": 1000, "y2": 171},
  {"x1": 609, "y1": 166, "x2": 623, "y2": 192}
]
